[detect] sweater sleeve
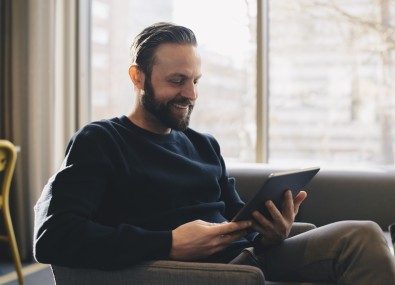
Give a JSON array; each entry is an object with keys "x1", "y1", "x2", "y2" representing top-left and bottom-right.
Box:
[
  {"x1": 33, "y1": 125, "x2": 172, "y2": 269},
  {"x1": 206, "y1": 135, "x2": 260, "y2": 243},
  {"x1": 204, "y1": 135, "x2": 245, "y2": 220}
]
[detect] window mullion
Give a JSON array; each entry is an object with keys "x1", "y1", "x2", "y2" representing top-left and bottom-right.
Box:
[{"x1": 256, "y1": 0, "x2": 269, "y2": 163}]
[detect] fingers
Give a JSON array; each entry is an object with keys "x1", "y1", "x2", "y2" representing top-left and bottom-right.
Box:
[
  {"x1": 206, "y1": 221, "x2": 252, "y2": 249},
  {"x1": 281, "y1": 190, "x2": 293, "y2": 217},
  {"x1": 204, "y1": 226, "x2": 250, "y2": 257},
  {"x1": 219, "y1": 229, "x2": 249, "y2": 245},
  {"x1": 260, "y1": 201, "x2": 281, "y2": 225},
  {"x1": 251, "y1": 210, "x2": 273, "y2": 233},
  {"x1": 213, "y1": 220, "x2": 251, "y2": 235},
  {"x1": 194, "y1": 220, "x2": 251, "y2": 245},
  {"x1": 170, "y1": 220, "x2": 251, "y2": 260},
  {"x1": 294, "y1": 191, "x2": 307, "y2": 213},
  {"x1": 201, "y1": 222, "x2": 251, "y2": 256},
  {"x1": 281, "y1": 189, "x2": 307, "y2": 219}
]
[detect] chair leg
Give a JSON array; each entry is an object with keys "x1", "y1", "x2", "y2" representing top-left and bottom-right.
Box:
[{"x1": 3, "y1": 209, "x2": 24, "y2": 285}]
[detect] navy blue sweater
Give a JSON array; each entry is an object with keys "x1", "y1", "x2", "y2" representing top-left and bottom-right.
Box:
[{"x1": 34, "y1": 116, "x2": 253, "y2": 269}]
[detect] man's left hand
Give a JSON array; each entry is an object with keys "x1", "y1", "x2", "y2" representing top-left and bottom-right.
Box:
[{"x1": 250, "y1": 190, "x2": 307, "y2": 246}]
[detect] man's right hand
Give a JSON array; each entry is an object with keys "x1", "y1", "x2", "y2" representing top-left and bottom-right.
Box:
[{"x1": 169, "y1": 220, "x2": 251, "y2": 260}]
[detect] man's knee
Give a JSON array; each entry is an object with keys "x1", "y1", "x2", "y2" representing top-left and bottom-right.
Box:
[
  {"x1": 347, "y1": 220, "x2": 384, "y2": 243},
  {"x1": 334, "y1": 220, "x2": 390, "y2": 257}
]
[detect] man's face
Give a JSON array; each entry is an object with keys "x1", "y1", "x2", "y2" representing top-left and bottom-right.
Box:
[{"x1": 141, "y1": 43, "x2": 202, "y2": 131}]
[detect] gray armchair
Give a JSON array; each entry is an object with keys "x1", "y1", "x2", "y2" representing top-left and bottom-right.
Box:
[{"x1": 51, "y1": 223, "x2": 334, "y2": 285}]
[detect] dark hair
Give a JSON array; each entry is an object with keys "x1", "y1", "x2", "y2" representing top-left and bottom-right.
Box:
[{"x1": 130, "y1": 22, "x2": 197, "y2": 78}]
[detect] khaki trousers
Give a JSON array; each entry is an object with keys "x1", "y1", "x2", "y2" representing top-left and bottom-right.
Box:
[{"x1": 230, "y1": 221, "x2": 395, "y2": 285}]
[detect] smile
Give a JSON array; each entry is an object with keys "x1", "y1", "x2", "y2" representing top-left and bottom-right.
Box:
[{"x1": 172, "y1": 103, "x2": 189, "y2": 109}]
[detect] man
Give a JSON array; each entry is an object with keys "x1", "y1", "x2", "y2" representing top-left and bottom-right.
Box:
[{"x1": 34, "y1": 22, "x2": 395, "y2": 284}]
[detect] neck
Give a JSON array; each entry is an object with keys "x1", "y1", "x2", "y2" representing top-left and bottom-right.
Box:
[{"x1": 127, "y1": 107, "x2": 171, "y2": 135}]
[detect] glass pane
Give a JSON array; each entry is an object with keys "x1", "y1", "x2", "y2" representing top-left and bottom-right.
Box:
[
  {"x1": 90, "y1": 0, "x2": 257, "y2": 162},
  {"x1": 268, "y1": 0, "x2": 395, "y2": 167}
]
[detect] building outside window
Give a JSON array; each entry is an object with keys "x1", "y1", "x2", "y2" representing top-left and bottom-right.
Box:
[
  {"x1": 90, "y1": 0, "x2": 395, "y2": 167},
  {"x1": 268, "y1": 0, "x2": 395, "y2": 167}
]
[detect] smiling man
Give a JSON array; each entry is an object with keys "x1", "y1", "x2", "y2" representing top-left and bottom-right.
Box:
[{"x1": 33, "y1": 23, "x2": 395, "y2": 284}]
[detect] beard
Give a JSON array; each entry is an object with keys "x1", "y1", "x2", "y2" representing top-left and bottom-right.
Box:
[{"x1": 141, "y1": 79, "x2": 194, "y2": 131}]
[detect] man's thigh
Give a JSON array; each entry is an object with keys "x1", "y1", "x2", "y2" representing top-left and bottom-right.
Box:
[
  {"x1": 258, "y1": 221, "x2": 393, "y2": 284},
  {"x1": 259, "y1": 222, "x2": 339, "y2": 282}
]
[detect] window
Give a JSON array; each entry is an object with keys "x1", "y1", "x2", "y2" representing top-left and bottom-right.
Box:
[
  {"x1": 268, "y1": 0, "x2": 395, "y2": 167},
  {"x1": 90, "y1": 0, "x2": 395, "y2": 167}
]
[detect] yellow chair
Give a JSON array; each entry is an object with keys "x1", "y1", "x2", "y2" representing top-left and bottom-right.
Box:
[{"x1": 0, "y1": 140, "x2": 23, "y2": 285}]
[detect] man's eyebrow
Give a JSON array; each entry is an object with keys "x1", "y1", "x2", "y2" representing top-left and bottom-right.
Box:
[{"x1": 166, "y1": 73, "x2": 202, "y2": 80}]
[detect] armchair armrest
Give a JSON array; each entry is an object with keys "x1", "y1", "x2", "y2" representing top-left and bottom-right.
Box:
[
  {"x1": 289, "y1": 222, "x2": 316, "y2": 237},
  {"x1": 52, "y1": 260, "x2": 265, "y2": 285}
]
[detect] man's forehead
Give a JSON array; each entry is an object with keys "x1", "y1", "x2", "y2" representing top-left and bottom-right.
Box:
[
  {"x1": 152, "y1": 43, "x2": 201, "y2": 75},
  {"x1": 153, "y1": 43, "x2": 200, "y2": 64}
]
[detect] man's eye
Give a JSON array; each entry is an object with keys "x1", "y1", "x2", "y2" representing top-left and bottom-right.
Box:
[{"x1": 170, "y1": 79, "x2": 183, "y2": 85}]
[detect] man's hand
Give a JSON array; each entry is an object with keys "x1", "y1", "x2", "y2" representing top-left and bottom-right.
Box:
[
  {"x1": 251, "y1": 190, "x2": 307, "y2": 246},
  {"x1": 169, "y1": 220, "x2": 251, "y2": 261}
]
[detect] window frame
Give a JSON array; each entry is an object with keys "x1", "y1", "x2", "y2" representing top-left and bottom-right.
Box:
[
  {"x1": 256, "y1": 0, "x2": 269, "y2": 163},
  {"x1": 77, "y1": 0, "x2": 92, "y2": 127}
]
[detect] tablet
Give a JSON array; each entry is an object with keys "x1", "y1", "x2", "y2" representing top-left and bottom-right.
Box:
[{"x1": 231, "y1": 166, "x2": 320, "y2": 222}]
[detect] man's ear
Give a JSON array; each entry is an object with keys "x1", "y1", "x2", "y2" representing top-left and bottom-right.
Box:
[{"x1": 128, "y1": 65, "x2": 145, "y2": 90}]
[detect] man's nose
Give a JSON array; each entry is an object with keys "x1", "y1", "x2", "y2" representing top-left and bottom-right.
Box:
[{"x1": 181, "y1": 81, "x2": 198, "y2": 100}]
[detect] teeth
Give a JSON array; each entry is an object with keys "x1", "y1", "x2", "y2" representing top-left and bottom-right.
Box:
[{"x1": 173, "y1": 104, "x2": 188, "y2": 109}]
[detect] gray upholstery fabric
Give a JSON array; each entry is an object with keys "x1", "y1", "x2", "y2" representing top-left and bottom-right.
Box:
[
  {"x1": 51, "y1": 260, "x2": 333, "y2": 285},
  {"x1": 52, "y1": 261, "x2": 265, "y2": 285}
]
